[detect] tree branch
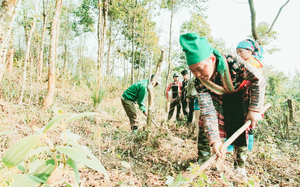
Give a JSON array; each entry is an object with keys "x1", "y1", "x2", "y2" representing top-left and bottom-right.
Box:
[
  {"x1": 266, "y1": 0, "x2": 290, "y2": 36},
  {"x1": 248, "y1": 0, "x2": 260, "y2": 42}
]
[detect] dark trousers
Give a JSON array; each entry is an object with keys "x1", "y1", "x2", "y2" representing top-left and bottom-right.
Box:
[
  {"x1": 168, "y1": 100, "x2": 181, "y2": 120},
  {"x1": 182, "y1": 98, "x2": 194, "y2": 122},
  {"x1": 121, "y1": 98, "x2": 138, "y2": 130}
]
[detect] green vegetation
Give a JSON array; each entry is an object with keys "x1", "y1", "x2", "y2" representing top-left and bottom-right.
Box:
[{"x1": 0, "y1": 0, "x2": 299, "y2": 186}]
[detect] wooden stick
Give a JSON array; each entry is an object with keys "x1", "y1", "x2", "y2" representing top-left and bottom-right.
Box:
[
  {"x1": 147, "y1": 51, "x2": 164, "y2": 126},
  {"x1": 198, "y1": 103, "x2": 271, "y2": 171}
]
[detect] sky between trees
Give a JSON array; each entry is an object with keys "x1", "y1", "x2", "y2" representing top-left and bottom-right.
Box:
[{"x1": 154, "y1": 0, "x2": 300, "y2": 75}]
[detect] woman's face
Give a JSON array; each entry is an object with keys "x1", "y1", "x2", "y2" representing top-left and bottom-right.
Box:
[
  {"x1": 236, "y1": 48, "x2": 252, "y2": 61},
  {"x1": 189, "y1": 56, "x2": 216, "y2": 81}
]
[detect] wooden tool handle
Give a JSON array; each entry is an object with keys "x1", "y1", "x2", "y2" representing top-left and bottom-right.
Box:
[{"x1": 199, "y1": 103, "x2": 271, "y2": 171}]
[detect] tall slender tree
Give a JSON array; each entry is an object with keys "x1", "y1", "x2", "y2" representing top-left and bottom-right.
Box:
[
  {"x1": 37, "y1": 0, "x2": 49, "y2": 82},
  {"x1": 19, "y1": 0, "x2": 39, "y2": 104},
  {"x1": 43, "y1": 0, "x2": 63, "y2": 108},
  {"x1": 102, "y1": 0, "x2": 108, "y2": 76},
  {"x1": 130, "y1": 0, "x2": 137, "y2": 84},
  {"x1": 0, "y1": 0, "x2": 22, "y2": 83}
]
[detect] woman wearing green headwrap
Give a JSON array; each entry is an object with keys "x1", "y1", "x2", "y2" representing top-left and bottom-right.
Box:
[{"x1": 179, "y1": 33, "x2": 266, "y2": 175}]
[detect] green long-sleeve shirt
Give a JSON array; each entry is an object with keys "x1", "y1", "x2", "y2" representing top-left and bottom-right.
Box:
[{"x1": 122, "y1": 79, "x2": 148, "y2": 113}]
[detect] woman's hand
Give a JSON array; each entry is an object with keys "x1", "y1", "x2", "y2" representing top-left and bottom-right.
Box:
[
  {"x1": 212, "y1": 141, "x2": 226, "y2": 159},
  {"x1": 246, "y1": 110, "x2": 261, "y2": 128}
]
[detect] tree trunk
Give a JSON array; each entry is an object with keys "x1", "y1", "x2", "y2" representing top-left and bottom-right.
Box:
[
  {"x1": 78, "y1": 36, "x2": 84, "y2": 81},
  {"x1": 19, "y1": 0, "x2": 39, "y2": 104},
  {"x1": 102, "y1": 0, "x2": 108, "y2": 77},
  {"x1": 287, "y1": 99, "x2": 294, "y2": 122},
  {"x1": 29, "y1": 56, "x2": 33, "y2": 101},
  {"x1": 111, "y1": 48, "x2": 115, "y2": 75},
  {"x1": 62, "y1": 40, "x2": 67, "y2": 73},
  {"x1": 38, "y1": 0, "x2": 48, "y2": 82},
  {"x1": 124, "y1": 54, "x2": 126, "y2": 80},
  {"x1": 248, "y1": 0, "x2": 259, "y2": 42},
  {"x1": 97, "y1": 0, "x2": 102, "y2": 77},
  {"x1": 164, "y1": 1, "x2": 173, "y2": 95},
  {"x1": 146, "y1": 51, "x2": 164, "y2": 127},
  {"x1": 6, "y1": 47, "x2": 14, "y2": 72},
  {"x1": 94, "y1": 0, "x2": 104, "y2": 110},
  {"x1": 137, "y1": 28, "x2": 145, "y2": 80},
  {"x1": 43, "y1": 0, "x2": 63, "y2": 108},
  {"x1": 97, "y1": 0, "x2": 103, "y2": 93},
  {"x1": 137, "y1": 44, "x2": 145, "y2": 80},
  {"x1": 0, "y1": 0, "x2": 20, "y2": 83},
  {"x1": 131, "y1": 0, "x2": 137, "y2": 84},
  {"x1": 123, "y1": 37, "x2": 127, "y2": 83},
  {"x1": 143, "y1": 54, "x2": 147, "y2": 79},
  {"x1": 36, "y1": 0, "x2": 48, "y2": 105},
  {"x1": 106, "y1": 23, "x2": 112, "y2": 77},
  {"x1": 55, "y1": 11, "x2": 60, "y2": 77},
  {"x1": 164, "y1": 2, "x2": 174, "y2": 113}
]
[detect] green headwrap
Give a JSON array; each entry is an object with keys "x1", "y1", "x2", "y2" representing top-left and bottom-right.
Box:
[
  {"x1": 179, "y1": 33, "x2": 212, "y2": 66},
  {"x1": 213, "y1": 48, "x2": 226, "y2": 76},
  {"x1": 179, "y1": 33, "x2": 226, "y2": 76}
]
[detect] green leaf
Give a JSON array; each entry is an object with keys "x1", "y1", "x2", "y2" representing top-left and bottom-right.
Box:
[
  {"x1": 165, "y1": 175, "x2": 175, "y2": 186},
  {"x1": 17, "y1": 162, "x2": 26, "y2": 173},
  {"x1": 29, "y1": 159, "x2": 45, "y2": 174},
  {"x1": 32, "y1": 159, "x2": 56, "y2": 181},
  {"x1": 199, "y1": 173, "x2": 208, "y2": 180},
  {"x1": 176, "y1": 173, "x2": 184, "y2": 181},
  {"x1": 60, "y1": 130, "x2": 81, "y2": 143},
  {"x1": 66, "y1": 159, "x2": 80, "y2": 187},
  {"x1": 7, "y1": 174, "x2": 44, "y2": 187},
  {"x1": 3, "y1": 135, "x2": 41, "y2": 167},
  {"x1": 42, "y1": 113, "x2": 73, "y2": 133},
  {"x1": 25, "y1": 147, "x2": 50, "y2": 161},
  {"x1": 56, "y1": 145, "x2": 109, "y2": 180},
  {"x1": 248, "y1": 180, "x2": 255, "y2": 186},
  {"x1": 64, "y1": 112, "x2": 99, "y2": 123},
  {"x1": 197, "y1": 179, "x2": 205, "y2": 186}
]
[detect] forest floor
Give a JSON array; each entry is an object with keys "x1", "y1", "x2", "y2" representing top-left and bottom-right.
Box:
[{"x1": 0, "y1": 76, "x2": 300, "y2": 187}]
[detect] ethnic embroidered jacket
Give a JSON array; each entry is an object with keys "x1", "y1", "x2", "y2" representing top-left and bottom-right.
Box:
[
  {"x1": 193, "y1": 54, "x2": 266, "y2": 145},
  {"x1": 166, "y1": 81, "x2": 182, "y2": 100}
]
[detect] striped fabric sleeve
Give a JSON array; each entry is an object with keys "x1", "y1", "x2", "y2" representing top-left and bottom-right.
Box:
[
  {"x1": 241, "y1": 60, "x2": 266, "y2": 112},
  {"x1": 198, "y1": 92, "x2": 221, "y2": 145}
]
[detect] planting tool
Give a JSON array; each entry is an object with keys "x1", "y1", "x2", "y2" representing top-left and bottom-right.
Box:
[{"x1": 198, "y1": 103, "x2": 271, "y2": 171}]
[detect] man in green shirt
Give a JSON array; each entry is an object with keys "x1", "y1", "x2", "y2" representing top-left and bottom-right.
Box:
[{"x1": 121, "y1": 75, "x2": 161, "y2": 131}]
